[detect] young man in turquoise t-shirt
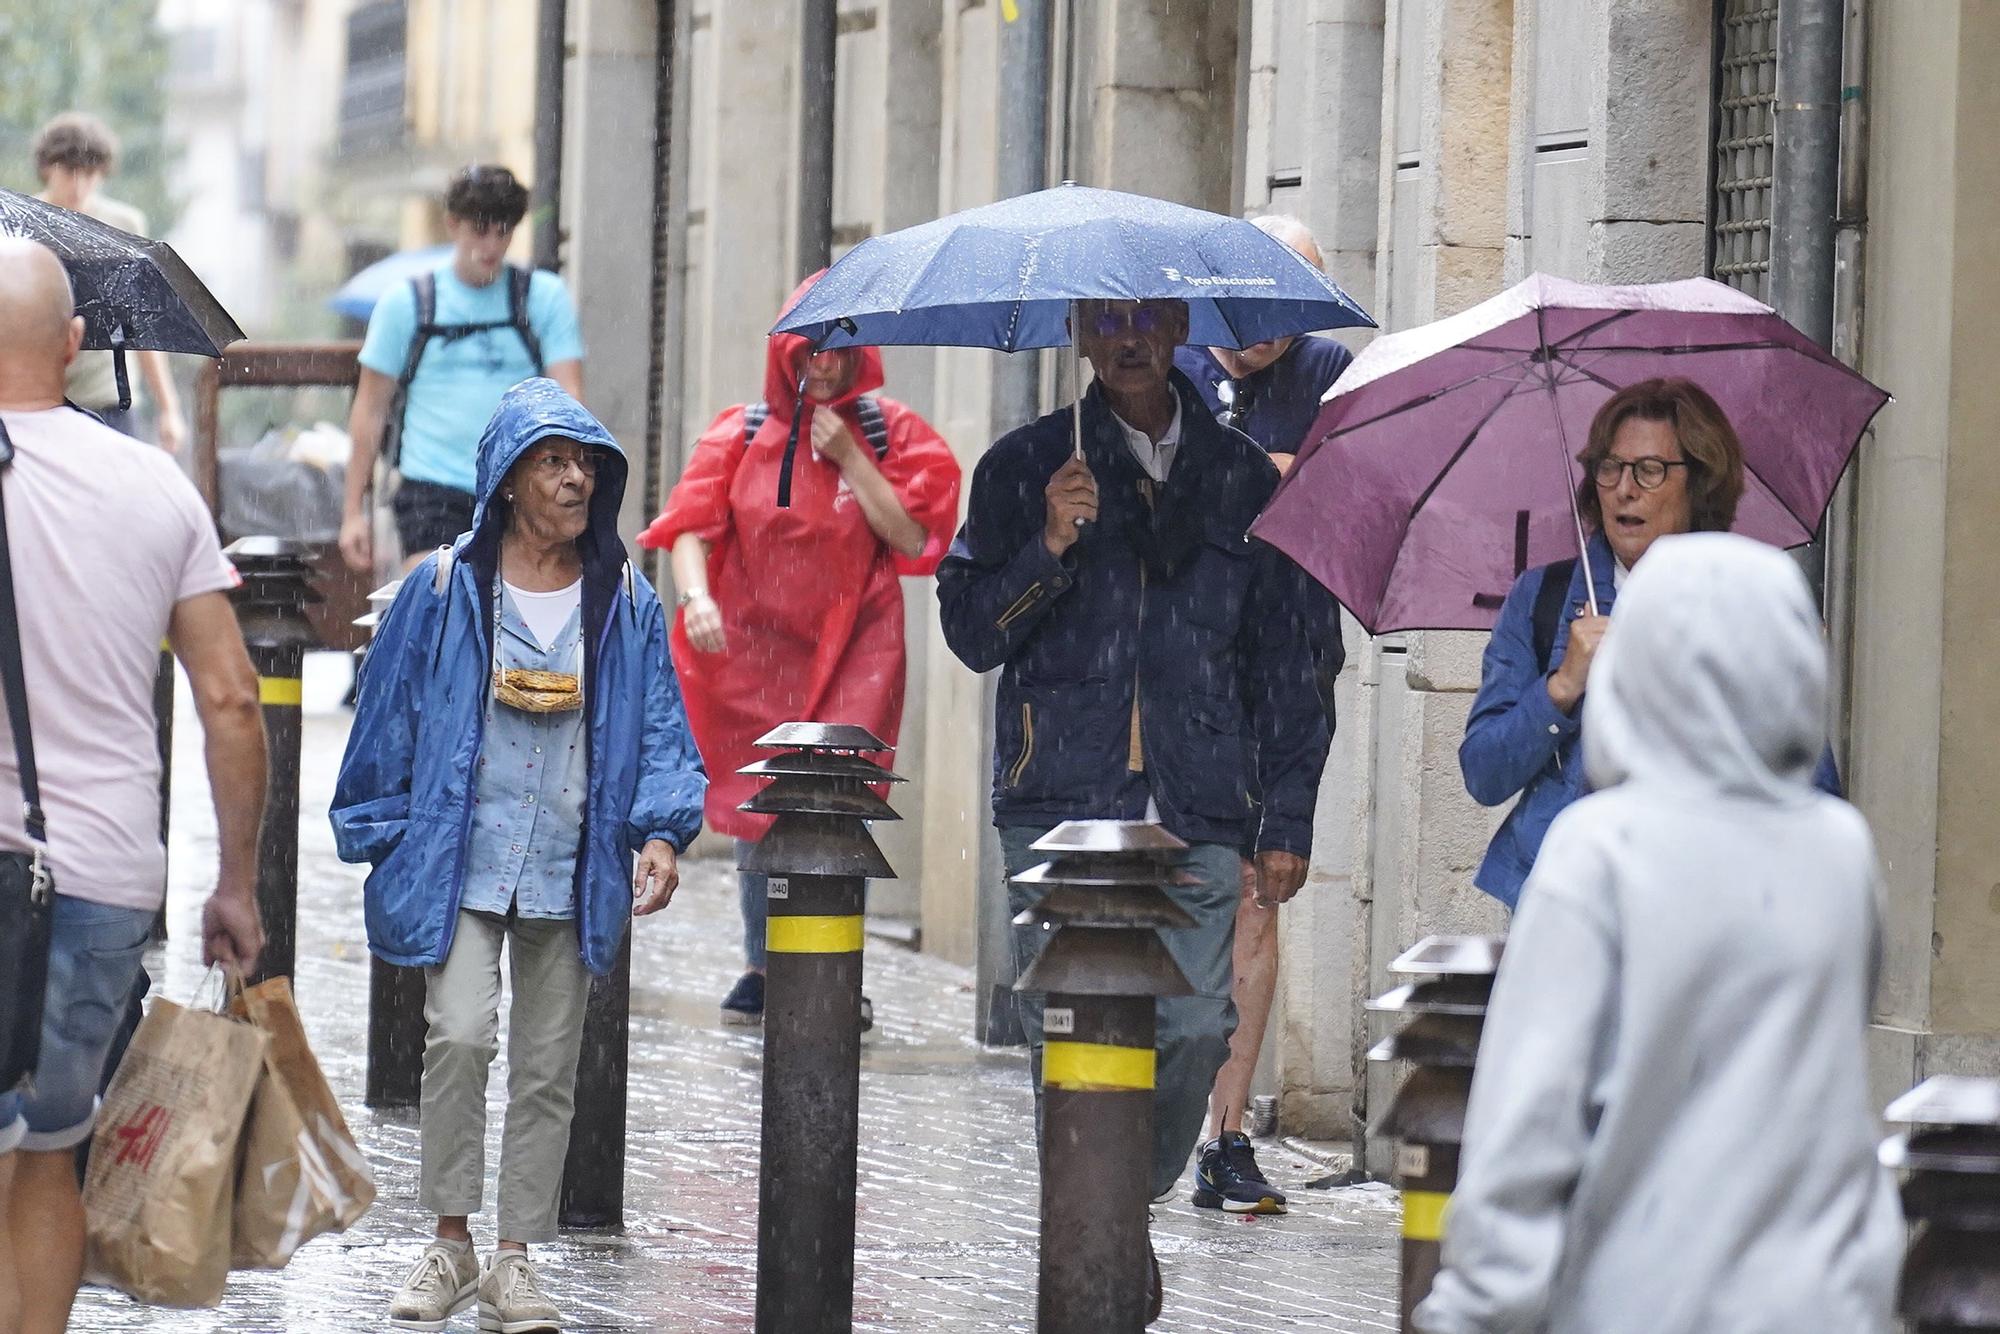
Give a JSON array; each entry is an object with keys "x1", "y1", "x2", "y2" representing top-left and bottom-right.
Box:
[{"x1": 339, "y1": 165, "x2": 586, "y2": 573}]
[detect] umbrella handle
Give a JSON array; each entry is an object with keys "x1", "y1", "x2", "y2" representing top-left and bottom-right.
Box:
[
  {"x1": 110, "y1": 326, "x2": 132, "y2": 412},
  {"x1": 1070, "y1": 301, "x2": 1091, "y2": 531}
]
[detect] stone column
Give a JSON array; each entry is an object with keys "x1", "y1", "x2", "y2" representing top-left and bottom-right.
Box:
[
  {"x1": 1850, "y1": 0, "x2": 2000, "y2": 1104},
  {"x1": 562, "y1": 0, "x2": 664, "y2": 544}
]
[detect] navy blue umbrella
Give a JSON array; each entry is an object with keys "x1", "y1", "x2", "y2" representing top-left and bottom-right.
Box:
[
  {"x1": 774, "y1": 183, "x2": 1372, "y2": 351},
  {"x1": 769, "y1": 184, "x2": 1374, "y2": 503}
]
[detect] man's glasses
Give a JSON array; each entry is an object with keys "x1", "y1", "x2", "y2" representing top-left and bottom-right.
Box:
[
  {"x1": 1086, "y1": 306, "x2": 1170, "y2": 338},
  {"x1": 1593, "y1": 456, "x2": 1689, "y2": 490}
]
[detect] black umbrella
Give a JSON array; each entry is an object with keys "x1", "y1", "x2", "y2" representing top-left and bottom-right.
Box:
[{"x1": 0, "y1": 187, "x2": 245, "y2": 407}]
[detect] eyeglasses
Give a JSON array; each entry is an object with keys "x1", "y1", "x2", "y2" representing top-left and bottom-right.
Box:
[
  {"x1": 1086, "y1": 306, "x2": 1170, "y2": 338},
  {"x1": 527, "y1": 449, "x2": 600, "y2": 479},
  {"x1": 1593, "y1": 456, "x2": 1689, "y2": 490}
]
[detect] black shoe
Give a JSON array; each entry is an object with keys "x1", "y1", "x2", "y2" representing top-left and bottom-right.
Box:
[
  {"x1": 721, "y1": 971, "x2": 765, "y2": 1025},
  {"x1": 1146, "y1": 1239, "x2": 1162, "y2": 1325},
  {"x1": 1192, "y1": 1131, "x2": 1288, "y2": 1214},
  {"x1": 860, "y1": 995, "x2": 874, "y2": 1033}
]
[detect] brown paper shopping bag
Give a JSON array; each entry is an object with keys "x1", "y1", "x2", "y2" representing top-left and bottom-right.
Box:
[
  {"x1": 82, "y1": 997, "x2": 267, "y2": 1307},
  {"x1": 228, "y1": 976, "x2": 376, "y2": 1268}
]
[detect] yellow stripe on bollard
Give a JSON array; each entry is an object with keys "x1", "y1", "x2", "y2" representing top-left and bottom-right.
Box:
[
  {"x1": 1402, "y1": 1189, "x2": 1450, "y2": 1241},
  {"x1": 1043, "y1": 1040, "x2": 1156, "y2": 1092},
  {"x1": 767, "y1": 914, "x2": 865, "y2": 954},
  {"x1": 259, "y1": 676, "x2": 303, "y2": 706}
]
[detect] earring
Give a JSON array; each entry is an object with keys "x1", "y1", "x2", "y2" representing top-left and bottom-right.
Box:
[{"x1": 504, "y1": 492, "x2": 514, "y2": 501}]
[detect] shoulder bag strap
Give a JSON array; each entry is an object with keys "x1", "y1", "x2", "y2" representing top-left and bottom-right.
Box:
[{"x1": 0, "y1": 423, "x2": 47, "y2": 845}]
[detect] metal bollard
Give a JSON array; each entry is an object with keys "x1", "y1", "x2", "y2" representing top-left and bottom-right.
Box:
[
  {"x1": 353, "y1": 578, "x2": 428, "y2": 1110},
  {"x1": 1012, "y1": 820, "x2": 1196, "y2": 1334},
  {"x1": 558, "y1": 931, "x2": 632, "y2": 1229},
  {"x1": 223, "y1": 537, "x2": 321, "y2": 987},
  {"x1": 740, "y1": 722, "x2": 902, "y2": 1334},
  {"x1": 1366, "y1": 935, "x2": 1504, "y2": 1332},
  {"x1": 1882, "y1": 1075, "x2": 2000, "y2": 1332}
]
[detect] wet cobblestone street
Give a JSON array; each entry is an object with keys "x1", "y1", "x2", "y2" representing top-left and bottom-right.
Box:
[{"x1": 72, "y1": 660, "x2": 1402, "y2": 1332}]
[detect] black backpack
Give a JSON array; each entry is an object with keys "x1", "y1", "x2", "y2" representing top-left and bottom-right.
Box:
[
  {"x1": 382, "y1": 265, "x2": 544, "y2": 469},
  {"x1": 741, "y1": 397, "x2": 890, "y2": 459}
]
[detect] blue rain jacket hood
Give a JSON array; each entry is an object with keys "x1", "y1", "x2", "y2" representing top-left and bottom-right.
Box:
[{"x1": 330, "y1": 377, "x2": 706, "y2": 975}]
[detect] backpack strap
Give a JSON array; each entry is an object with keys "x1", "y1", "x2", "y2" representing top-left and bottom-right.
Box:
[
  {"x1": 398, "y1": 273, "x2": 439, "y2": 391},
  {"x1": 853, "y1": 396, "x2": 890, "y2": 461},
  {"x1": 506, "y1": 265, "x2": 544, "y2": 374},
  {"x1": 1530, "y1": 557, "x2": 1578, "y2": 675},
  {"x1": 744, "y1": 398, "x2": 889, "y2": 460},
  {"x1": 380, "y1": 274, "x2": 440, "y2": 471}
]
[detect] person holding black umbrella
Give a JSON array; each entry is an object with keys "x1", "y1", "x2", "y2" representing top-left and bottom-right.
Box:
[
  {"x1": 30, "y1": 113, "x2": 187, "y2": 453},
  {"x1": 938, "y1": 296, "x2": 1329, "y2": 1319}
]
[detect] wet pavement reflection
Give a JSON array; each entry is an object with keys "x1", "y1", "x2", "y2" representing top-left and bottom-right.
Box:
[{"x1": 72, "y1": 660, "x2": 1401, "y2": 1331}]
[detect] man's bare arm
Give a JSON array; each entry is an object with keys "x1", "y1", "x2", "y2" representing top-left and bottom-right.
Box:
[
  {"x1": 548, "y1": 359, "x2": 583, "y2": 400},
  {"x1": 168, "y1": 590, "x2": 268, "y2": 971},
  {"x1": 340, "y1": 367, "x2": 397, "y2": 572}
]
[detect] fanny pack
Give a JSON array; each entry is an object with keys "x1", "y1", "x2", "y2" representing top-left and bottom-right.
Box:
[{"x1": 0, "y1": 418, "x2": 56, "y2": 1094}]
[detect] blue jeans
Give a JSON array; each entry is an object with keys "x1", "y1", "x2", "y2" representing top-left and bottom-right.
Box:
[
  {"x1": 737, "y1": 838, "x2": 768, "y2": 971},
  {"x1": 0, "y1": 895, "x2": 156, "y2": 1154},
  {"x1": 1001, "y1": 826, "x2": 1238, "y2": 1200}
]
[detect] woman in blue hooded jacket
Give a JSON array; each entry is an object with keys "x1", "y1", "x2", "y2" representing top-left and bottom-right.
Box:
[{"x1": 331, "y1": 378, "x2": 705, "y2": 1332}]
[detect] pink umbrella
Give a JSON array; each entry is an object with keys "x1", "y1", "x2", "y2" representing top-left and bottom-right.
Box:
[{"x1": 1250, "y1": 274, "x2": 1889, "y2": 634}]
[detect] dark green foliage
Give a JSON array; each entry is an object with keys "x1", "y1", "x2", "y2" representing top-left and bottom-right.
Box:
[{"x1": 0, "y1": 0, "x2": 176, "y2": 231}]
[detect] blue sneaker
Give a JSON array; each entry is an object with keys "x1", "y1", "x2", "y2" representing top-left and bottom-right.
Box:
[
  {"x1": 1192, "y1": 1131, "x2": 1288, "y2": 1214},
  {"x1": 721, "y1": 971, "x2": 764, "y2": 1025}
]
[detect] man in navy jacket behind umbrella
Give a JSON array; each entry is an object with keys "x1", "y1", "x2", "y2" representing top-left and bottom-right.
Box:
[{"x1": 938, "y1": 296, "x2": 1330, "y2": 1315}]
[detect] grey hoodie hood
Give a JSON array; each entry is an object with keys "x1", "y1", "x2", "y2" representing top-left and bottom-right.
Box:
[{"x1": 1584, "y1": 532, "x2": 1825, "y2": 801}]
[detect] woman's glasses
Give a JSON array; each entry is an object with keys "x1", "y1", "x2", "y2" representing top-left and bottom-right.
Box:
[
  {"x1": 527, "y1": 449, "x2": 600, "y2": 479},
  {"x1": 1592, "y1": 456, "x2": 1688, "y2": 491}
]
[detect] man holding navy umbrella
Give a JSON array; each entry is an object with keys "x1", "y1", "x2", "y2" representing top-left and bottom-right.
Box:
[{"x1": 937, "y1": 296, "x2": 1330, "y2": 1318}]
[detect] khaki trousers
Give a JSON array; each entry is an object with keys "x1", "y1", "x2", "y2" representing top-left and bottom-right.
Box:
[{"x1": 419, "y1": 909, "x2": 593, "y2": 1243}]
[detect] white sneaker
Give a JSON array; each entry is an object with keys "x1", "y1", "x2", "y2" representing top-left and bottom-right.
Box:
[
  {"x1": 479, "y1": 1251, "x2": 563, "y2": 1333},
  {"x1": 389, "y1": 1239, "x2": 480, "y2": 1331}
]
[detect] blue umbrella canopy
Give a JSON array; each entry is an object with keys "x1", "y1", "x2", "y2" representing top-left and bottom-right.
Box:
[
  {"x1": 326, "y1": 244, "x2": 455, "y2": 320},
  {"x1": 772, "y1": 184, "x2": 1374, "y2": 351}
]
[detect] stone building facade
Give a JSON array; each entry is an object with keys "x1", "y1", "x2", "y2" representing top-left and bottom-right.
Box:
[{"x1": 613, "y1": 0, "x2": 2000, "y2": 1157}]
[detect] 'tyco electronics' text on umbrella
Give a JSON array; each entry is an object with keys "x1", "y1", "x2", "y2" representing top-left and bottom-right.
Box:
[
  {"x1": 770, "y1": 182, "x2": 1374, "y2": 505},
  {"x1": 0, "y1": 188, "x2": 245, "y2": 407},
  {"x1": 1251, "y1": 274, "x2": 1889, "y2": 635}
]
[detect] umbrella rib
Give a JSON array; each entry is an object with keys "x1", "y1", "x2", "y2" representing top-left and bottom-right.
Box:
[
  {"x1": 1375, "y1": 378, "x2": 1545, "y2": 621},
  {"x1": 1390, "y1": 377, "x2": 1547, "y2": 600},
  {"x1": 1542, "y1": 309, "x2": 1638, "y2": 350},
  {"x1": 1576, "y1": 339, "x2": 1795, "y2": 356},
  {"x1": 1320, "y1": 359, "x2": 1542, "y2": 444}
]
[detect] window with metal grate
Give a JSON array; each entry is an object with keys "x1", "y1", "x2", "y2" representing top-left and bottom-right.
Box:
[{"x1": 1709, "y1": 1, "x2": 1777, "y2": 300}]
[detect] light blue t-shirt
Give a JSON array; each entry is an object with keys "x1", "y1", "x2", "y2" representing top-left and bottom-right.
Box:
[{"x1": 358, "y1": 263, "x2": 586, "y2": 494}]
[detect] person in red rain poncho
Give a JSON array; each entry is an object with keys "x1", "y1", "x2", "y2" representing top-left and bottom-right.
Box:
[{"x1": 639, "y1": 276, "x2": 961, "y2": 1025}]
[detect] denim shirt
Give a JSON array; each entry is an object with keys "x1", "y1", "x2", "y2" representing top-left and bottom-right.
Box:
[{"x1": 460, "y1": 587, "x2": 589, "y2": 920}]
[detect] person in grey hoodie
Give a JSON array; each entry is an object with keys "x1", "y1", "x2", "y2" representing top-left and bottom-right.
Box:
[{"x1": 1416, "y1": 532, "x2": 1902, "y2": 1334}]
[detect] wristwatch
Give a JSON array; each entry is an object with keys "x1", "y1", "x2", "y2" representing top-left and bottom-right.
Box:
[{"x1": 676, "y1": 588, "x2": 710, "y2": 609}]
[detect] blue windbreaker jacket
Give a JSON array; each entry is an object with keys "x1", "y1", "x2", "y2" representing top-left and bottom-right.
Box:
[
  {"x1": 1463, "y1": 534, "x2": 1840, "y2": 908},
  {"x1": 330, "y1": 378, "x2": 707, "y2": 975},
  {"x1": 937, "y1": 372, "x2": 1330, "y2": 856}
]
